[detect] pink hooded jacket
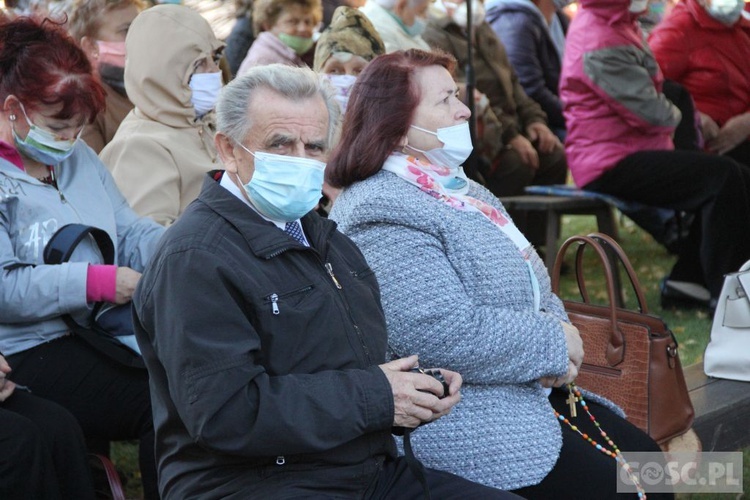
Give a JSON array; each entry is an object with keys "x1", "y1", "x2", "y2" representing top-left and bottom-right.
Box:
[{"x1": 559, "y1": 0, "x2": 681, "y2": 187}]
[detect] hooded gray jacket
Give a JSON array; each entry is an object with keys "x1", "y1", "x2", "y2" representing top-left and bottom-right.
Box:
[{"x1": 0, "y1": 142, "x2": 164, "y2": 355}]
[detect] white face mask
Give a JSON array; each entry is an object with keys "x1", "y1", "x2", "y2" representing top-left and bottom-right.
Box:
[
  {"x1": 322, "y1": 74, "x2": 358, "y2": 113},
  {"x1": 706, "y1": 0, "x2": 744, "y2": 24},
  {"x1": 189, "y1": 71, "x2": 223, "y2": 116},
  {"x1": 407, "y1": 122, "x2": 473, "y2": 169},
  {"x1": 450, "y1": 0, "x2": 486, "y2": 29},
  {"x1": 629, "y1": 0, "x2": 649, "y2": 12}
]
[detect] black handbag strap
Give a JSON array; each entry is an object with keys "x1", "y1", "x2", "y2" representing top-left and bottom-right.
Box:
[
  {"x1": 43, "y1": 224, "x2": 145, "y2": 370},
  {"x1": 44, "y1": 224, "x2": 115, "y2": 266}
]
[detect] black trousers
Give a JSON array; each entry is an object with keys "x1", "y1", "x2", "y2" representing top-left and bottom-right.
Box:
[
  {"x1": 513, "y1": 389, "x2": 673, "y2": 500},
  {"x1": 7, "y1": 335, "x2": 158, "y2": 499},
  {"x1": 586, "y1": 150, "x2": 750, "y2": 297},
  {"x1": 228, "y1": 455, "x2": 522, "y2": 499},
  {"x1": 367, "y1": 456, "x2": 523, "y2": 499},
  {"x1": 0, "y1": 389, "x2": 95, "y2": 500},
  {"x1": 726, "y1": 140, "x2": 750, "y2": 169}
]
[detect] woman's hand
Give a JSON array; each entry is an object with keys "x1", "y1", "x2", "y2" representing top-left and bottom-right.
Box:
[
  {"x1": 562, "y1": 321, "x2": 584, "y2": 370},
  {"x1": 539, "y1": 322, "x2": 583, "y2": 388},
  {"x1": 115, "y1": 267, "x2": 142, "y2": 304},
  {"x1": 539, "y1": 360, "x2": 580, "y2": 388},
  {"x1": 0, "y1": 355, "x2": 16, "y2": 402}
]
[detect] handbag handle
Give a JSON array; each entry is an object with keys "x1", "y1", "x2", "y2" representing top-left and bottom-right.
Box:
[
  {"x1": 44, "y1": 224, "x2": 115, "y2": 266},
  {"x1": 43, "y1": 224, "x2": 117, "y2": 320},
  {"x1": 551, "y1": 233, "x2": 649, "y2": 366},
  {"x1": 574, "y1": 233, "x2": 649, "y2": 313}
]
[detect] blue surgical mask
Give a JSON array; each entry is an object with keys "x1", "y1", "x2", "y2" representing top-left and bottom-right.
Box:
[
  {"x1": 11, "y1": 103, "x2": 81, "y2": 165},
  {"x1": 407, "y1": 122, "x2": 473, "y2": 169},
  {"x1": 237, "y1": 145, "x2": 326, "y2": 221},
  {"x1": 189, "y1": 71, "x2": 223, "y2": 117},
  {"x1": 405, "y1": 16, "x2": 428, "y2": 37}
]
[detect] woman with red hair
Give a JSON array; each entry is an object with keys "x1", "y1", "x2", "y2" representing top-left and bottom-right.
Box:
[
  {"x1": 328, "y1": 49, "x2": 668, "y2": 498},
  {"x1": 0, "y1": 16, "x2": 164, "y2": 498}
]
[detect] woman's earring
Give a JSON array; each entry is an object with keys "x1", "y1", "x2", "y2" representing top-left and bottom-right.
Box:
[{"x1": 9, "y1": 114, "x2": 16, "y2": 121}]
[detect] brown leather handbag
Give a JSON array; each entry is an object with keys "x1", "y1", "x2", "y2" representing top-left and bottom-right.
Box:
[{"x1": 550, "y1": 233, "x2": 694, "y2": 444}]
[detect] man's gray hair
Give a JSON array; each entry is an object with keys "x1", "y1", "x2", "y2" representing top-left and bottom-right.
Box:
[{"x1": 216, "y1": 64, "x2": 341, "y2": 150}]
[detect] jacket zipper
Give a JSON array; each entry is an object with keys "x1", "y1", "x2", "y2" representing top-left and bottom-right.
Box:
[
  {"x1": 265, "y1": 286, "x2": 314, "y2": 315},
  {"x1": 318, "y1": 259, "x2": 372, "y2": 365},
  {"x1": 324, "y1": 263, "x2": 342, "y2": 289}
]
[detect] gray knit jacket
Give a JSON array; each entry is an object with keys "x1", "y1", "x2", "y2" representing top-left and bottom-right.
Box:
[{"x1": 330, "y1": 170, "x2": 574, "y2": 489}]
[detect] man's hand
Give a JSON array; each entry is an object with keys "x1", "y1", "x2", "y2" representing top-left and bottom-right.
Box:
[
  {"x1": 0, "y1": 355, "x2": 16, "y2": 402},
  {"x1": 508, "y1": 135, "x2": 539, "y2": 169},
  {"x1": 115, "y1": 267, "x2": 142, "y2": 304},
  {"x1": 708, "y1": 113, "x2": 750, "y2": 155},
  {"x1": 379, "y1": 355, "x2": 462, "y2": 428},
  {"x1": 526, "y1": 122, "x2": 561, "y2": 155}
]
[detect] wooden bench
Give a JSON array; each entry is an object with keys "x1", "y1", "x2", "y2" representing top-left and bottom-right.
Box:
[
  {"x1": 683, "y1": 362, "x2": 750, "y2": 451},
  {"x1": 499, "y1": 194, "x2": 619, "y2": 272}
]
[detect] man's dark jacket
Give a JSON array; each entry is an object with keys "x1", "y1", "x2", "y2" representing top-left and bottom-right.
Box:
[{"x1": 133, "y1": 173, "x2": 396, "y2": 499}]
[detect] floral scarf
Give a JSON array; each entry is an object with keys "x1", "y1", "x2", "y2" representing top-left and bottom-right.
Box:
[{"x1": 382, "y1": 152, "x2": 541, "y2": 308}]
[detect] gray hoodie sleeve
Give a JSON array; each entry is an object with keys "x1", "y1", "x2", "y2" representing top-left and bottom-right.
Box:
[{"x1": 583, "y1": 44, "x2": 681, "y2": 131}]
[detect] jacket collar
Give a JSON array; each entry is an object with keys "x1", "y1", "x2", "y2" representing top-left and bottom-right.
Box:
[{"x1": 198, "y1": 171, "x2": 337, "y2": 260}]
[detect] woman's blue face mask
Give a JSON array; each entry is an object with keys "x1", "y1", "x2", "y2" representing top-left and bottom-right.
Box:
[{"x1": 11, "y1": 102, "x2": 82, "y2": 165}]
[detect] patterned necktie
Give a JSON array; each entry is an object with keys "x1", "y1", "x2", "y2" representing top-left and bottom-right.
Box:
[{"x1": 284, "y1": 220, "x2": 306, "y2": 245}]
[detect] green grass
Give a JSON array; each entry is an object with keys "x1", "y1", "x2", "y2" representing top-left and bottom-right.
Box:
[
  {"x1": 112, "y1": 213, "x2": 740, "y2": 498},
  {"x1": 558, "y1": 213, "x2": 713, "y2": 366}
]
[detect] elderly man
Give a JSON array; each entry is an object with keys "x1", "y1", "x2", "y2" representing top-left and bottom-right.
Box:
[{"x1": 132, "y1": 64, "x2": 519, "y2": 499}]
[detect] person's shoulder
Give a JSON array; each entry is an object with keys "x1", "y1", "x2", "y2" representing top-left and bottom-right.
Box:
[
  {"x1": 69, "y1": 141, "x2": 109, "y2": 176},
  {"x1": 157, "y1": 197, "x2": 227, "y2": 254},
  {"x1": 333, "y1": 170, "x2": 444, "y2": 227},
  {"x1": 102, "y1": 120, "x2": 176, "y2": 161}
]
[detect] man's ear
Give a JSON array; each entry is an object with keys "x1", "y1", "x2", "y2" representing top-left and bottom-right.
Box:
[
  {"x1": 80, "y1": 36, "x2": 99, "y2": 63},
  {"x1": 215, "y1": 133, "x2": 241, "y2": 174}
]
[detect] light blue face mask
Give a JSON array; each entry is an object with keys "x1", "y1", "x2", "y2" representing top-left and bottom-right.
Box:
[
  {"x1": 11, "y1": 103, "x2": 81, "y2": 166},
  {"x1": 388, "y1": 9, "x2": 428, "y2": 37},
  {"x1": 405, "y1": 16, "x2": 428, "y2": 37},
  {"x1": 237, "y1": 145, "x2": 326, "y2": 222}
]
